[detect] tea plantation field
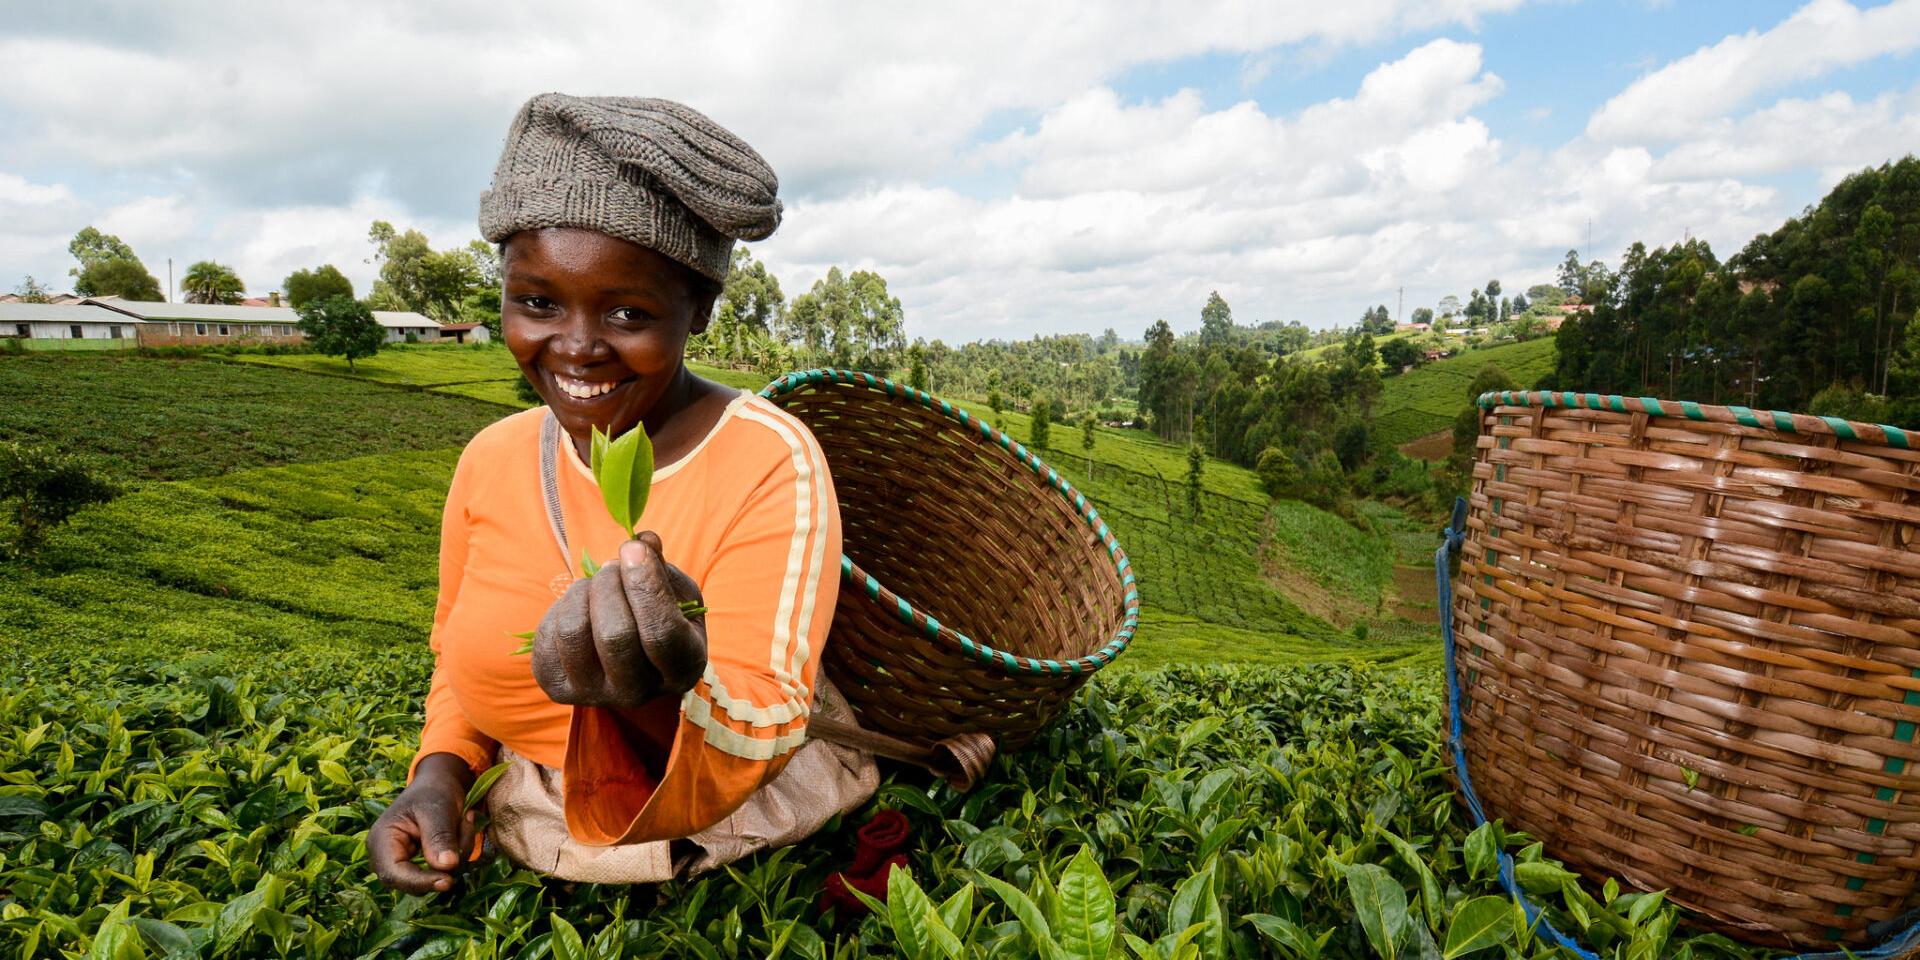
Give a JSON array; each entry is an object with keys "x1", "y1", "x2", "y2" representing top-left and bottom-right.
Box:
[
  {"x1": 1371, "y1": 339, "x2": 1557, "y2": 448},
  {"x1": 0, "y1": 352, "x2": 1778, "y2": 959}
]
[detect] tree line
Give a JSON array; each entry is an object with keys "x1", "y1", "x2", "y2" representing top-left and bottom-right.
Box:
[{"x1": 1550, "y1": 154, "x2": 1920, "y2": 423}]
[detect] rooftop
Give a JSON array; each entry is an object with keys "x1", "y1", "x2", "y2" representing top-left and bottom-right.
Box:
[{"x1": 0, "y1": 302, "x2": 129, "y2": 323}]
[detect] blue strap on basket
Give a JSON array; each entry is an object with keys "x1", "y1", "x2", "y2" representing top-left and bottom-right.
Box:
[{"x1": 1437, "y1": 495, "x2": 1920, "y2": 960}]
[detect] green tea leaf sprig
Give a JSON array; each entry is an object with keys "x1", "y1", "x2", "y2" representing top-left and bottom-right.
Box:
[{"x1": 515, "y1": 422, "x2": 702, "y2": 655}]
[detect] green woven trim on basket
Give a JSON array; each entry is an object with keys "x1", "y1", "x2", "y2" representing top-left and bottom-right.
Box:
[
  {"x1": 758, "y1": 368, "x2": 1141, "y2": 676},
  {"x1": 1461, "y1": 387, "x2": 1916, "y2": 449},
  {"x1": 1835, "y1": 668, "x2": 1920, "y2": 914}
]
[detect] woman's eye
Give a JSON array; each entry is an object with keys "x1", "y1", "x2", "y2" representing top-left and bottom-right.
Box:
[
  {"x1": 517, "y1": 295, "x2": 554, "y2": 311},
  {"x1": 610, "y1": 307, "x2": 651, "y2": 325}
]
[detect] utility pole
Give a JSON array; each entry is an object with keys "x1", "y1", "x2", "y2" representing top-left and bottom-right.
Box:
[
  {"x1": 1397, "y1": 286, "x2": 1404, "y2": 325},
  {"x1": 1586, "y1": 219, "x2": 1592, "y2": 258},
  {"x1": 167, "y1": 258, "x2": 173, "y2": 303}
]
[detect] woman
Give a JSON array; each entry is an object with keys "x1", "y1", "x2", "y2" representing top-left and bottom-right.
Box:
[{"x1": 369, "y1": 94, "x2": 871, "y2": 894}]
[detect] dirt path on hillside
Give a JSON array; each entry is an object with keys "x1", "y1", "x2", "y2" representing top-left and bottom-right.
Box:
[
  {"x1": 1398, "y1": 429, "x2": 1453, "y2": 462},
  {"x1": 1390, "y1": 563, "x2": 1439, "y2": 623}
]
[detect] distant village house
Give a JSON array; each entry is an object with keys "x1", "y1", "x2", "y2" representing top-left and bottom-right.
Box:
[{"x1": 0, "y1": 296, "x2": 486, "y2": 347}]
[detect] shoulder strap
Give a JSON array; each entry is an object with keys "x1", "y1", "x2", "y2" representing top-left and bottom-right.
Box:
[{"x1": 539, "y1": 411, "x2": 571, "y2": 575}]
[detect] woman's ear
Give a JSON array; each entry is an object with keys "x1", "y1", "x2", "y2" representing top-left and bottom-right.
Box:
[{"x1": 690, "y1": 302, "x2": 713, "y2": 336}]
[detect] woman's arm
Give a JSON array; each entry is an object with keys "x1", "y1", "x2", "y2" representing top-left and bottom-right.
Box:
[{"x1": 409, "y1": 448, "x2": 500, "y2": 782}]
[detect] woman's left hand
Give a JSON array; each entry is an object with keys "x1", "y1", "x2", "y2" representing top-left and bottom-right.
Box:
[{"x1": 531, "y1": 531, "x2": 708, "y2": 709}]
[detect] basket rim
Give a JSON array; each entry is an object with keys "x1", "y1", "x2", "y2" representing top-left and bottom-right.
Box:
[
  {"x1": 760, "y1": 367, "x2": 1140, "y2": 676},
  {"x1": 1478, "y1": 389, "x2": 1913, "y2": 450}
]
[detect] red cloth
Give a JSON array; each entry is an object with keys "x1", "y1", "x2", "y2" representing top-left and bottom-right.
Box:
[
  {"x1": 849, "y1": 809, "x2": 911, "y2": 874},
  {"x1": 821, "y1": 855, "x2": 907, "y2": 918},
  {"x1": 820, "y1": 811, "x2": 915, "y2": 918}
]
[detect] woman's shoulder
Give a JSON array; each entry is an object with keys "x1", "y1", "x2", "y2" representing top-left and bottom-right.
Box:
[
  {"x1": 708, "y1": 392, "x2": 830, "y2": 484},
  {"x1": 458, "y1": 406, "x2": 547, "y2": 466}
]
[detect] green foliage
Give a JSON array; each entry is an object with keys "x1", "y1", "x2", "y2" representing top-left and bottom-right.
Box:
[
  {"x1": 0, "y1": 354, "x2": 506, "y2": 482},
  {"x1": 296, "y1": 295, "x2": 385, "y2": 372},
  {"x1": 1372, "y1": 339, "x2": 1556, "y2": 448},
  {"x1": 283, "y1": 264, "x2": 355, "y2": 308},
  {"x1": 68, "y1": 226, "x2": 164, "y2": 301},
  {"x1": 1806, "y1": 382, "x2": 1892, "y2": 424},
  {"x1": 1256, "y1": 447, "x2": 1302, "y2": 500},
  {"x1": 12, "y1": 275, "x2": 53, "y2": 303},
  {"x1": 1185, "y1": 443, "x2": 1204, "y2": 518},
  {"x1": 180, "y1": 260, "x2": 246, "y2": 305},
  {"x1": 779, "y1": 266, "x2": 905, "y2": 373},
  {"x1": 0, "y1": 441, "x2": 121, "y2": 555},
  {"x1": 365, "y1": 220, "x2": 488, "y2": 325},
  {"x1": 1031, "y1": 394, "x2": 1053, "y2": 449},
  {"x1": 1553, "y1": 156, "x2": 1920, "y2": 410},
  {"x1": 1379, "y1": 337, "x2": 1422, "y2": 373}
]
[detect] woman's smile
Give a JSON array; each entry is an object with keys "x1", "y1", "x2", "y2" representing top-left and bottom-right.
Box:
[{"x1": 550, "y1": 371, "x2": 639, "y2": 403}]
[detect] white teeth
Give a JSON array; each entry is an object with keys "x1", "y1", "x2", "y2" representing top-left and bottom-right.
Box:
[{"x1": 557, "y1": 375, "x2": 620, "y2": 400}]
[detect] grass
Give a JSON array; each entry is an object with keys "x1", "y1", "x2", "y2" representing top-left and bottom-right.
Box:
[
  {"x1": 0, "y1": 353, "x2": 508, "y2": 482},
  {"x1": 1373, "y1": 337, "x2": 1557, "y2": 447},
  {"x1": 230, "y1": 341, "x2": 524, "y2": 386}
]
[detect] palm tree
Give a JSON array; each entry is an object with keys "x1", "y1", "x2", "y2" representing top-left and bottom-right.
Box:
[{"x1": 180, "y1": 261, "x2": 245, "y2": 304}]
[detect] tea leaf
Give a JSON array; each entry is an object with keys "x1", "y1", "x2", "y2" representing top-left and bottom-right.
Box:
[
  {"x1": 593, "y1": 422, "x2": 654, "y2": 537},
  {"x1": 1245, "y1": 913, "x2": 1325, "y2": 959},
  {"x1": 887, "y1": 866, "x2": 938, "y2": 960},
  {"x1": 980, "y1": 874, "x2": 1065, "y2": 960},
  {"x1": 1056, "y1": 847, "x2": 1116, "y2": 960},
  {"x1": 1442, "y1": 896, "x2": 1515, "y2": 959},
  {"x1": 464, "y1": 762, "x2": 512, "y2": 813},
  {"x1": 581, "y1": 549, "x2": 599, "y2": 578},
  {"x1": 1343, "y1": 863, "x2": 1408, "y2": 960}
]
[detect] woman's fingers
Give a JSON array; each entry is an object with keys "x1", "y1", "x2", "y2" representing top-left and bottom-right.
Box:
[
  {"x1": 532, "y1": 578, "x2": 596, "y2": 704},
  {"x1": 369, "y1": 805, "x2": 454, "y2": 894},
  {"x1": 620, "y1": 535, "x2": 707, "y2": 694},
  {"x1": 588, "y1": 555, "x2": 659, "y2": 700}
]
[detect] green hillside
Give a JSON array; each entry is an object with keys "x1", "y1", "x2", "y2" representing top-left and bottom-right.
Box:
[
  {"x1": 232, "y1": 342, "x2": 769, "y2": 405},
  {"x1": 1373, "y1": 337, "x2": 1556, "y2": 447}
]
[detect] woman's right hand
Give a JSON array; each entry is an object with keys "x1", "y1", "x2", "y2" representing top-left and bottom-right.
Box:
[{"x1": 369, "y1": 753, "x2": 480, "y2": 894}]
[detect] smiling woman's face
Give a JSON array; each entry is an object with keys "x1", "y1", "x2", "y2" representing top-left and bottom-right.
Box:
[{"x1": 501, "y1": 227, "x2": 714, "y2": 444}]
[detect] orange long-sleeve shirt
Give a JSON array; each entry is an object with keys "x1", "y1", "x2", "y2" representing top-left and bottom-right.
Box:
[{"x1": 410, "y1": 390, "x2": 841, "y2": 846}]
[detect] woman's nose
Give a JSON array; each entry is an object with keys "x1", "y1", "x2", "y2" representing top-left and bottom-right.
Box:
[{"x1": 549, "y1": 312, "x2": 612, "y2": 362}]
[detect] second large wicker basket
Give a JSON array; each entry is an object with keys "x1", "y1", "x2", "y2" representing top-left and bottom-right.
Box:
[
  {"x1": 1450, "y1": 390, "x2": 1920, "y2": 949},
  {"x1": 759, "y1": 369, "x2": 1138, "y2": 752}
]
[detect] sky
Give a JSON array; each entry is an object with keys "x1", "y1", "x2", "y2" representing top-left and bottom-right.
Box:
[{"x1": 2, "y1": 0, "x2": 1917, "y2": 342}]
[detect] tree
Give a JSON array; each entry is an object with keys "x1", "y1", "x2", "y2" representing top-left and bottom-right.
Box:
[
  {"x1": 365, "y1": 220, "x2": 484, "y2": 324},
  {"x1": 1379, "y1": 337, "x2": 1422, "y2": 372},
  {"x1": 1080, "y1": 412, "x2": 1097, "y2": 478},
  {"x1": 719, "y1": 248, "x2": 785, "y2": 331},
  {"x1": 68, "y1": 227, "x2": 137, "y2": 271},
  {"x1": 1255, "y1": 447, "x2": 1302, "y2": 500},
  {"x1": 73, "y1": 257, "x2": 163, "y2": 301},
  {"x1": 908, "y1": 344, "x2": 929, "y2": 391},
  {"x1": 1185, "y1": 443, "x2": 1205, "y2": 518},
  {"x1": 1029, "y1": 393, "x2": 1052, "y2": 449},
  {"x1": 780, "y1": 267, "x2": 905, "y2": 373},
  {"x1": 180, "y1": 260, "x2": 245, "y2": 304},
  {"x1": 1199, "y1": 292, "x2": 1234, "y2": 348},
  {"x1": 1485, "y1": 279, "x2": 1501, "y2": 300},
  {"x1": 988, "y1": 389, "x2": 1004, "y2": 419},
  {"x1": 1411, "y1": 307, "x2": 1433, "y2": 326},
  {"x1": 12, "y1": 276, "x2": 52, "y2": 303},
  {"x1": 296, "y1": 295, "x2": 384, "y2": 372},
  {"x1": 0, "y1": 441, "x2": 121, "y2": 557},
  {"x1": 1557, "y1": 250, "x2": 1586, "y2": 298},
  {"x1": 1360, "y1": 305, "x2": 1394, "y2": 335},
  {"x1": 67, "y1": 227, "x2": 162, "y2": 301},
  {"x1": 1437, "y1": 295, "x2": 1462, "y2": 320},
  {"x1": 284, "y1": 264, "x2": 354, "y2": 308}
]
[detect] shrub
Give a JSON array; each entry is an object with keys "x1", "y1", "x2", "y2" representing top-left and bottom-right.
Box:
[
  {"x1": 0, "y1": 441, "x2": 122, "y2": 555},
  {"x1": 1255, "y1": 446, "x2": 1301, "y2": 500},
  {"x1": 1808, "y1": 381, "x2": 1891, "y2": 424},
  {"x1": 1029, "y1": 393, "x2": 1052, "y2": 448}
]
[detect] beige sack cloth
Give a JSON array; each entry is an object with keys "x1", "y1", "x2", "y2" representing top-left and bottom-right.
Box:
[{"x1": 484, "y1": 675, "x2": 878, "y2": 883}]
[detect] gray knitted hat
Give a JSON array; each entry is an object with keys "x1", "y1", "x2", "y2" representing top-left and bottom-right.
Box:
[{"x1": 479, "y1": 94, "x2": 782, "y2": 282}]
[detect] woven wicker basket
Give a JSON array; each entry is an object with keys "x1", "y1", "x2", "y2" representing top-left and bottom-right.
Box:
[
  {"x1": 759, "y1": 369, "x2": 1138, "y2": 751},
  {"x1": 1450, "y1": 389, "x2": 1920, "y2": 948}
]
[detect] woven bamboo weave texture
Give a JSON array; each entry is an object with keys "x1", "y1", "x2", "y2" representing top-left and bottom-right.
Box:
[
  {"x1": 1452, "y1": 390, "x2": 1920, "y2": 948},
  {"x1": 762, "y1": 370, "x2": 1135, "y2": 750}
]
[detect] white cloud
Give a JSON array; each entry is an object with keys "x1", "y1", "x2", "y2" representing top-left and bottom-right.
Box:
[
  {"x1": 1652, "y1": 83, "x2": 1920, "y2": 186},
  {"x1": 1588, "y1": 0, "x2": 1920, "y2": 142}
]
